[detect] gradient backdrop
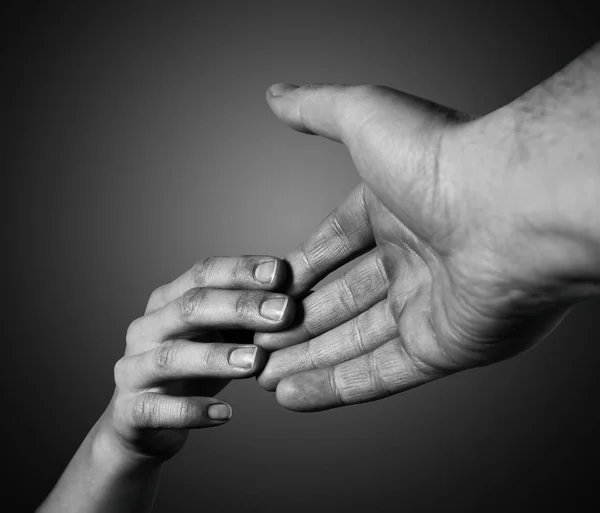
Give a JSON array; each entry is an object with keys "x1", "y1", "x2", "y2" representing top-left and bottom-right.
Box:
[{"x1": 6, "y1": 2, "x2": 599, "y2": 512}]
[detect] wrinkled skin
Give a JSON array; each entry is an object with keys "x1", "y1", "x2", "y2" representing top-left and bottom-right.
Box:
[{"x1": 255, "y1": 72, "x2": 600, "y2": 411}]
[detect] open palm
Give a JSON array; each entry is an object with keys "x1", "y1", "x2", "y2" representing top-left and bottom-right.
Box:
[{"x1": 255, "y1": 83, "x2": 575, "y2": 411}]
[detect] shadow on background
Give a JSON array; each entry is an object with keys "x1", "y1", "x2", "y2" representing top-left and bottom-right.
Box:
[{"x1": 5, "y1": 2, "x2": 599, "y2": 512}]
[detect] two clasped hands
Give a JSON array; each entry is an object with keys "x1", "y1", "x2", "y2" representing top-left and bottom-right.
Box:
[{"x1": 40, "y1": 43, "x2": 600, "y2": 513}]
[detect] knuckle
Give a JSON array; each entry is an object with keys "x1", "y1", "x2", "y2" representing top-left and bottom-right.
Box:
[
  {"x1": 366, "y1": 351, "x2": 394, "y2": 397},
  {"x1": 299, "y1": 82, "x2": 328, "y2": 91},
  {"x1": 179, "y1": 287, "x2": 208, "y2": 321},
  {"x1": 234, "y1": 290, "x2": 259, "y2": 320},
  {"x1": 330, "y1": 215, "x2": 353, "y2": 254},
  {"x1": 379, "y1": 339, "x2": 431, "y2": 394},
  {"x1": 192, "y1": 257, "x2": 218, "y2": 287},
  {"x1": 341, "y1": 85, "x2": 384, "y2": 132},
  {"x1": 154, "y1": 340, "x2": 180, "y2": 374},
  {"x1": 304, "y1": 339, "x2": 320, "y2": 368},
  {"x1": 132, "y1": 394, "x2": 159, "y2": 427},
  {"x1": 349, "y1": 84, "x2": 380, "y2": 99},
  {"x1": 176, "y1": 400, "x2": 196, "y2": 425},
  {"x1": 125, "y1": 317, "x2": 144, "y2": 346},
  {"x1": 349, "y1": 317, "x2": 366, "y2": 354},
  {"x1": 231, "y1": 256, "x2": 249, "y2": 283},
  {"x1": 253, "y1": 331, "x2": 278, "y2": 350},
  {"x1": 301, "y1": 301, "x2": 320, "y2": 337},
  {"x1": 327, "y1": 367, "x2": 343, "y2": 403},
  {"x1": 338, "y1": 275, "x2": 359, "y2": 313},
  {"x1": 335, "y1": 354, "x2": 385, "y2": 405},
  {"x1": 148, "y1": 286, "x2": 165, "y2": 309},
  {"x1": 196, "y1": 343, "x2": 219, "y2": 370},
  {"x1": 113, "y1": 357, "x2": 128, "y2": 386},
  {"x1": 373, "y1": 253, "x2": 390, "y2": 287},
  {"x1": 257, "y1": 362, "x2": 278, "y2": 391},
  {"x1": 384, "y1": 300, "x2": 398, "y2": 330},
  {"x1": 298, "y1": 241, "x2": 319, "y2": 276}
]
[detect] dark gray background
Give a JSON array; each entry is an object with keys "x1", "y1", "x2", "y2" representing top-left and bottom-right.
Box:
[{"x1": 6, "y1": 2, "x2": 599, "y2": 512}]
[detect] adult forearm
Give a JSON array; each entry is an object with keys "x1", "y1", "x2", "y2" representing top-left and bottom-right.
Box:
[{"x1": 37, "y1": 411, "x2": 161, "y2": 513}]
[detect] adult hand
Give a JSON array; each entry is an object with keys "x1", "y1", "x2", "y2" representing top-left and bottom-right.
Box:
[
  {"x1": 99, "y1": 255, "x2": 294, "y2": 462},
  {"x1": 256, "y1": 44, "x2": 600, "y2": 411}
]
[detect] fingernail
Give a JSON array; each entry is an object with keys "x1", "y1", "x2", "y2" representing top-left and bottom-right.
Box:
[
  {"x1": 228, "y1": 346, "x2": 257, "y2": 369},
  {"x1": 260, "y1": 297, "x2": 288, "y2": 321},
  {"x1": 254, "y1": 260, "x2": 277, "y2": 284},
  {"x1": 269, "y1": 83, "x2": 298, "y2": 97},
  {"x1": 208, "y1": 403, "x2": 232, "y2": 421}
]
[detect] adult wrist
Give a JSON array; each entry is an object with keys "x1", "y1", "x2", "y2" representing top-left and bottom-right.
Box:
[{"x1": 452, "y1": 108, "x2": 600, "y2": 304}]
